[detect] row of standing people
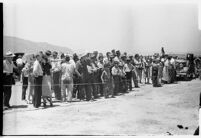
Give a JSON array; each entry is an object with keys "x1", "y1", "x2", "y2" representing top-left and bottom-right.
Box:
[{"x1": 4, "y1": 50, "x2": 178, "y2": 108}]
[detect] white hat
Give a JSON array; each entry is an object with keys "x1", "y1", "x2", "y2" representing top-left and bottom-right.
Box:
[{"x1": 4, "y1": 51, "x2": 15, "y2": 57}]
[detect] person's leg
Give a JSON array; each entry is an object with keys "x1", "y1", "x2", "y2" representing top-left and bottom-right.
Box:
[
  {"x1": 86, "y1": 84, "x2": 92, "y2": 101},
  {"x1": 126, "y1": 72, "x2": 129, "y2": 91},
  {"x1": 22, "y1": 77, "x2": 26, "y2": 100},
  {"x1": 128, "y1": 72, "x2": 132, "y2": 91},
  {"x1": 139, "y1": 69, "x2": 142, "y2": 83},
  {"x1": 3, "y1": 86, "x2": 12, "y2": 107},
  {"x1": 113, "y1": 76, "x2": 120, "y2": 95},
  {"x1": 22, "y1": 77, "x2": 28, "y2": 100},
  {"x1": 39, "y1": 76, "x2": 43, "y2": 107},
  {"x1": 132, "y1": 71, "x2": 139, "y2": 88},
  {"x1": 113, "y1": 76, "x2": 117, "y2": 95},
  {"x1": 28, "y1": 84, "x2": 34, "y2": 103},
  {"x1": 33, "y1": 77, "x2": 38, "y2": 107},
  {"x1": 42, "y1": 97, "x2": 47, "y2": 107},
  {"x1": 61, "y1": 80, "x2": 67, "y2": 102},
  {"x1": 103, "y1": 84, "x2": 107, "y2": 98},
  {"x1": 92, "y1": 74, "x2": 98, "y2": 99},
  {"x1": 53, "y1": 72, "x2": 61, "y2": 100},
  {"x1": 67, "y1": 80, "x2": 73, "y2": 102},
  {"x1": 147, "y1": 68, "x2": 150, "y2": 84},
  {"x1": 3, "y1": 75, "x2": 13, "y2": 107}
]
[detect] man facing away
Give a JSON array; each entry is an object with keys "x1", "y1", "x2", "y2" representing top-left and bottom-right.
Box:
[{"x1": 61, "y1": 55, "x2": 81, "y2": 103}]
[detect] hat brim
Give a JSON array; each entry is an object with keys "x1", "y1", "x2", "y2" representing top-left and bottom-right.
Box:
[{"x1": 4, "y1": 54, "x2": 15, "y2": 57}]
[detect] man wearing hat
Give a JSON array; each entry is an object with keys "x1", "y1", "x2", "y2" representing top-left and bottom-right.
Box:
[{"x1": 3, "y1": 51, "x2": 16, "y2": 108}]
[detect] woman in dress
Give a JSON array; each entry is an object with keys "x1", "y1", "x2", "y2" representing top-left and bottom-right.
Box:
[
  {"x1": 162, "y1": 55, "x2": 171, "y2": 84},
  {"x1": 41, "y1": 55, "x2": 53, "y2": 107}
]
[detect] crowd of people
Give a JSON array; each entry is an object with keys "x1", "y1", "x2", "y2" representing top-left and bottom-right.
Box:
[{"x1": 3, "y1": 48, "x2": 201, "y2": 109}]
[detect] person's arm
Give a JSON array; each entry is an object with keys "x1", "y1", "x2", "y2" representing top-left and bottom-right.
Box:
[
  {"x1": 101, "y1": 71, "x2": 106, "y2": 83},
  {"x1": 131, "y1": 64, "x2": 135, "y2": 71},
  {"x1": 111, "y1": 67, "x2": 115, "y2": 75},
  {"x1": 75, "y1": 68, "x2": 81, "y2": 77},
  {"x1": 3, "y1": 61, "x2": 9, "y2": 74},
  {"x1": 150, "y1": 65, "x2": 153, "y2": 78},
  {"x1": 123, "y1": 64, "x2": 126, "y2": 72},
  {"x1": 33, "y1": 62, "x2": 39, "y2": 77}
]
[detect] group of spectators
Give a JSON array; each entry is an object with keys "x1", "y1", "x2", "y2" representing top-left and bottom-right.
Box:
[{"x1": 3, "y1": 48, "x2": 201, "y2": 109}]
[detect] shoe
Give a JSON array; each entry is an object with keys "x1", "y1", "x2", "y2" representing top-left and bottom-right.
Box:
[
  {"x1": 7, "y1": 105, "x2": 12, "y2": 108},
  {"x1": 3, "y1": 106, "x2": 9, "y2": 110},
  {"x1": 135, "y1": 86, "x2": 140, "y2": 88},
  {"x1": 50, "y1": 103, "x2": 53, "y2": 107}
]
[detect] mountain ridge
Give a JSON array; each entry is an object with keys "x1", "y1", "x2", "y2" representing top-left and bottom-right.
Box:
[{"x1": 3, "y1": 36, "x2": 73, "y2": 54}]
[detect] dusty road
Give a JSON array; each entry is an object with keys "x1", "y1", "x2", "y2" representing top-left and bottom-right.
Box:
[{"x1": 3, "y1": 79, "x2": 201, "y2": 135}]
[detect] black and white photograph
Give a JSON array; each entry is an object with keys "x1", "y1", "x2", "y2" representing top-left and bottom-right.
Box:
[{"x1": 2, "y1": 0, "x2": 201, "y2": 136}]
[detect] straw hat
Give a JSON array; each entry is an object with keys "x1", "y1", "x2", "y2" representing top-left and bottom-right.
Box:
[{"x1": 4, "y1": 51, "x2": 15, "y2": 57}]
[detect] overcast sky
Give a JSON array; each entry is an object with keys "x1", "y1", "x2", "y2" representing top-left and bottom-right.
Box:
[{"x1": 3, "y1": 0, "x2": 201, "y2": 55}]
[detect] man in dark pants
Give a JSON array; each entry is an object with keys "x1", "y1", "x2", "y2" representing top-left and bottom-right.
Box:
[
  {"x1": 91, "y1": 54, "x2": 99, "y2": 99},
  {"x1": 3, "y1": 51, "x2": 16, "y2": 109},
  {"x1": 82, "y1": 56, "x2": 93, "y2": 101},
  {"x1": 32, "y1": 53, "x2": 43, "y2": 108},
  {"x1": 21, "y1": 63, "x2": 29, "y2": 100}
]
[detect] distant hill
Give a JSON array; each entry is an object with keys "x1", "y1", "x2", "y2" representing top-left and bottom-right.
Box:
[{"x1": 3, "y1": 36, "x2": 73, "y2": 54}]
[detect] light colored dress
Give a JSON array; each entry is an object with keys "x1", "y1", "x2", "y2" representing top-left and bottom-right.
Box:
[
  {"x1": 42, "y1": 75, "x2": 52, "y2": 97},
  {"x1": 162, "y1": 59, "x2": 170, "y2": 82},
  {"x1": 42, "y1": 63, "x2": 52, "y2": 97}
]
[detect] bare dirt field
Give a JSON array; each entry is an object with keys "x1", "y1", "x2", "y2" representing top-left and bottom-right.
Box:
[{"x1": 3, "y1": 79, "x2": 201, "y2": 136}]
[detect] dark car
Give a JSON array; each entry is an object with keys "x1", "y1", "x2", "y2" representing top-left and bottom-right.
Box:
[{"x1": 175, "y1": 59, "x2": 190, "y2": 80}]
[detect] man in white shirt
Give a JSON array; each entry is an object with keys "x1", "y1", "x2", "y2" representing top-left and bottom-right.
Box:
[
  {"x1": 51, "y1": 51, "x2": 62, "y2": 100},
  {"x1": 32, "y1": 53, "x2": 43, "y2": 108},
  {"x1": 61, "y1": 55, "x2": 81, "y2": 102}
]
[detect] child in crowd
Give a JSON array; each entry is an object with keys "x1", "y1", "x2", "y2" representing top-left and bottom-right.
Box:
[{"x1": 111, "y1": 61, "x2": 121, "y2": 95}]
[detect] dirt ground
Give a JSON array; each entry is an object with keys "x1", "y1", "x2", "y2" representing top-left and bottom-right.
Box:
[{"x1": 3, "y1": 79, "x2": 201, "y2": 136}]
